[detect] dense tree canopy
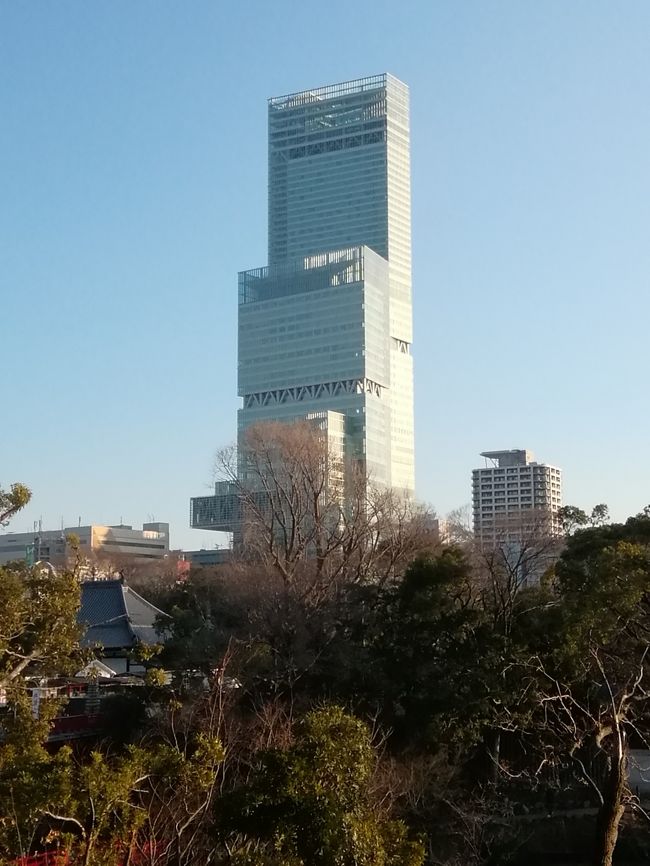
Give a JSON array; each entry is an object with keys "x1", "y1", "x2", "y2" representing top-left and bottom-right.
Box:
[
  {"x1": 4, "y1": 467, "x2": 650, "y2": 866},
  {"x1": 0, "y1": 561, "x2": 84, "y2": 690},
  {"x1": 217, "y1": 706, "x2": 424, "y2": 866}
]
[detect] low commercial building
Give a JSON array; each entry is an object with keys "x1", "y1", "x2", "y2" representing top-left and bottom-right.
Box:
[
  {"x1": 0, "y1": 521, "x2": 169, "y2": 566},
  {"x1": 182, "y1": 548, "x2": 232, "y2": 567}
]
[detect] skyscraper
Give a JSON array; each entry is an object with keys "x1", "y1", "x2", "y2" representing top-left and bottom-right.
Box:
[{"x1": 191, "y1": 74, "x2": 414, "y2": 533}]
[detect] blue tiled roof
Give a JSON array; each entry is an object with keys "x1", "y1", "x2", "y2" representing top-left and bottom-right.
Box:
[{"x1": 78, "y1": 580, "x2": 168, "y2": 650}]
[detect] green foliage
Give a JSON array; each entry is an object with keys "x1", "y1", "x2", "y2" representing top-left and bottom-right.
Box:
[
  {"x1": 0, "y1": 483, "x2": 31, "y2": 526},
  {"x1": 0, "y1": 540, "x2": 85, "y2": 857},
  {"x1": 75, "y1": 748, "x2": 149, "y2": 852},
  {"x1": 0, "y1": 722, "x2": 225, "y2": 863},
  {"x1": 8, "y1": 476, "x2": 650, "y2": 866},
  {"x1": 0, "y1": 561, "x2": 84, "y2": 688},
  {"x1": 557, "y1": 540, "x2": 650, "y2": 656},
  {"x1": 157, "y1": 567, "x2": 306, "y2": 695},
  {"x1": 150, "y1": 732, "x2": 224, "y2": 793},
  {"x1": 371, "y1": 549, "x2": 542, "y2": 753},
  {"x1": 590, "y1": 503, "x2": 610, "y2": 527},
  {"x1": 99, "y1": 692, "x2": 149, "y2": 746},
  {"x1": 517, "y1": 516, "x2": 650, "y2": 865},
  {"x1": 373, "y1": 549, "x2": 481, "y2": 748},
  {"x1": 0, "y1": 743, "x2": 147, "y2": 862},
  {"x1": 558, "y1": 503, "x2": 611, "y2": 535},
  {"x1": 0, "y1": 697, "x2": 72, "y2": 856},
  {"x1": 0, "y1": 558, "x2": 85, "y2": 856},
  {"x1": 133, "y1": 641, "x2": 163, "y2": 664},
  {"x1": 557, "y1": 505, "x2": 589, "y2": 534},
  {"x1": 144, "y1": 666, "x2": 167, "y2": 686},
  {"x1": 218, "y1": 706, "x2": 424, "y2": 866},
  {"x1": 157, "y1": 571, "x2": 243, "y2": 672},
  {"x1": 552, "y1": 512, "x2": 650, "y2": 666}
]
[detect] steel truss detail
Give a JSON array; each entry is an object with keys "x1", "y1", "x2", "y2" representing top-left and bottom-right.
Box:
[{"x1": 243, "y1": 377, "x2": 383, "y2": 409}]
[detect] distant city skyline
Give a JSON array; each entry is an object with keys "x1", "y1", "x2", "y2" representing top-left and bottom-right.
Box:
[{"x1": 3, "y1": 2, "x2": 649, "y2": 549}]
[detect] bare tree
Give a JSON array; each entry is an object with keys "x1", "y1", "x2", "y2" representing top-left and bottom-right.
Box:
[
  {"x1": 531, "y1": 645, "x2": 650, "y2": 866},
  {"x1": 444, "y1": 504, "x2": 474, "y2": 545},
  {"x1": 513, "y1": 536, "x2": 650, "y2": 866},
  {"x1": 76, "y1": 547, "x2": 182, "y2": 595},
  {"x1": 208, "y1": 421, "x2": 438, "y2": 700},
  {"x1": 448, "y1": 511, "x2": 565, "y2": 782},
  {"x1": 470, "y1": 509, "x2": 564, "y2": 635},
  {"x1": 215, "y1": 420, "x2": 435, "y2": 604}
]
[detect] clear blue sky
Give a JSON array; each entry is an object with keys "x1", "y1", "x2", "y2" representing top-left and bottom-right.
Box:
[{"x1": 2, "y1": 1, "x2": 649, "y2": 549}]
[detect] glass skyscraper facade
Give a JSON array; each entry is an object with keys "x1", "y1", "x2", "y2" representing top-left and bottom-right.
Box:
[
  {"x1": 238, "y1": 245, "x2": 393, "y2": 486},
  {"x1": 191, "y1": 74, "x2": 414, "y2": 532}
]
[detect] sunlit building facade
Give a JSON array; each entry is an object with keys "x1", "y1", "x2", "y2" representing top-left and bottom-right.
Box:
[
  {"x1": 0, "y1": 522, "x2": 170, "y2": 566},
  {"x1": 472, "y1": 450, "x2": 563, "y2": 545},
  {"x1": 191, "y1": 74, "x2": 415, "y2": 532}
]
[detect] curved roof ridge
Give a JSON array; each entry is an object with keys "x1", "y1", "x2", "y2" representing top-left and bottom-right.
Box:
[{"x1": 122, "y1": 583, "x2": 170, "y2": 620}]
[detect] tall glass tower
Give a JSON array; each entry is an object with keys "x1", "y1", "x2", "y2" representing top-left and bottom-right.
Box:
[{"x1": 191, "y1": 74, "x2": 414, "y2": 532}]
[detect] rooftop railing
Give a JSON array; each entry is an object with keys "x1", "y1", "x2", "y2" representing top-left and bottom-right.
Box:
[{"x1": 269, "y1": 75, "x2": 387, "y2": 109}]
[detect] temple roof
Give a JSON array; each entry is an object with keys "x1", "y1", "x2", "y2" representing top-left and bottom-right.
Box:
[{"x1": 78, "y1": 579, "x2": 168, "y2": 651}]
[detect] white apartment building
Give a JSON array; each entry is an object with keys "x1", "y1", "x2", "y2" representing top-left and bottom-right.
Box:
[
  {"x1": 472, "y1": 449, "x2": 562, "y2": 545},
  {"x1": 0, "y1": 522, "x2": 170, "y2": 566}
]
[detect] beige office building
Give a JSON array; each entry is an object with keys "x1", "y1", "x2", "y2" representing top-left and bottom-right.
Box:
[{"x1": 0, "y1": 522, "x2": 169, "y2": 566}]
